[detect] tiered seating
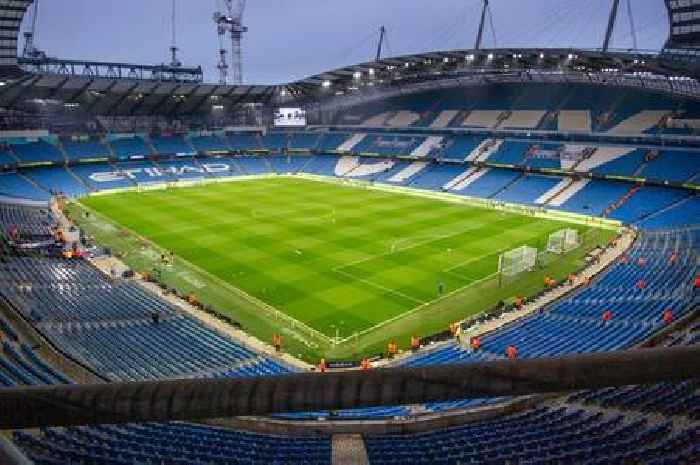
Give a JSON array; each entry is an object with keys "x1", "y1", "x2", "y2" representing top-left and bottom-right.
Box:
[
  {"x1": 354, "y1": 135, "x2": 423, "y2": 155},
  {"x1": 0, "y1": 254, "x2": 291, "y2": 382},
  {"x1": 638, "y1": 196, "x2": 700, "y2": 229},
  {"x1": 365, "y1": 406, "x2": 697, "y2": 465},
  {"x1": 108, "y1": 137, "x2": 152, "y2": 159},
  {"x1": 523, "y1": 143, "x2": 562, "y2": 170},
  {"x1": 569, "y1": 323, "x2": 699, "y2": 418},
  {"x1": 0, "y1": 147, "x2": 17, "y2": 166},
  {"x1": 268, "y1": 154, "x2": 313, "y2": 174},
  {"x1": 410, "y1": 136, "x2": 444, "y2": 158},
  {"x1": 494, "y1": 174, "x2": 562, "y2": 204},
  {"x1": 261, "y1": 132, "x2": 287, "y2": 151},
  {"x1": 560, "y1": 180, "x2": 630, "y2": 216},
  {"x1": 341, "y1": 157, "x2": 395, "y2": 179},
  {"x1": 386, "y1": 110, "x2": 420, "y2": 127},
  {"x1": 189, "y1": 134, "x2": 230, "y2": 152},
  {"x1": 62, "y1": 138, "x2": 110, "y2": 161},
  {"x1": 289, "y1": 132, "x2": 320, "y2": 150},
  {"x1": 640, "y1": 150, "x2": 700, "y2": 183},
  {"x1": 0, "y1": 203, "x2": 52, "y2": 239},
  {"x1": 25, "y1": 167, "x2": 88, "y2": 198},
  {"x1": 0, "y1": 173, "x2": 49, "y2": 201},
  {"x1": 47, "y1": 316, "x2": 288, "y2": 381},
  {"x1": 608, "y1": 186, "x2": 690, "y2": 224},
  {"x1": 409, "y1": 164, "x2": 466, "y2": 190},
  {"x1": 592, "y1": 148, "x2": 647, "y2": 177},
  {"x1": 462, "y1": 110, "x2": 502, "y2": 128},
  {"x1": 302, "y1": 154, "x2": 340, "y2": 176},
  {"x1": 227, "y1": 133, "x2": 261, "y2": 151},
  {"x1": 440, "y1": 135, "x2": 485, "y2": 159},
  {"x1": 15, "y1": 423, "x2": 331, "y2": 465},
  {"x1": 316, "y1": 133, "x2": 349, "y2": 152},
  {"x1": 558, "y1": 110, "x2": 591, "y2": 132},
  {"x1": 0, "y1": 340, "x2": 71, "y2": 387},
  {"x1": 231, "y1": 155, "x2": 271, "y2": 175},
  {"x1": 151, "y1": 136, "x2": 194, "y2": 155},
  {"x1": 11, "y1": 141, "x2": 64, "y2": 164},
  {"x1": 157, "y1": 159, "x2": 210, "y2": 181},
  {"x1": 70, "y1": 163, "x2": 134, "y2": 190},
  {"x1": 608, "y1": 110, "x2": 670, "y2": 134},
  {"x1": 397, "y1": 228, "x2": 697, "y2": 368},
  {"x1": 485, "y1": 141, "x2": 531, "y2": 165},
  {"x1": 499, "y1": 110, "x2": 546, "y2": 129},
  {"x1": 456, "y1": 169, "x2": 521, "y2": 198}
]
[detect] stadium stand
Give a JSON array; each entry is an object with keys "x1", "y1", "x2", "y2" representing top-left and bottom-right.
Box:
[
  {"x1": 151, "y1": 135, "x2": 195, "y2": 155},
  {"x1": 399, "y1": 227, "x2": 697, "y2": 366},
  {"x1": 0, "y1": 172, "x2": 51, "y2": 201},
  {"x1": 61, "y1": 137, "x2": 111, "y2": 161},
  {"x1": 15, "y1": 424, "x2": 332, "y2": 465},
  {"x1": 189, "y1": 134, "x2": 230, "y2": 152},
  {"x1": 493, "y1": 174, "x2": 563, "y2": 205},
  {"x1": 10, "y1": 140, "x2": 64, "y2": 164},
  {"x1": 2, "y1": 60, "x2": 700, "y2": 465},
  {"x1": 0, "y1": 252, "x2": 293, "y2": 381},
  {"x1": 107, "y1": 136, "x2": 153, "y2": 159},
  {"x1": 227, "y1": 133, "x2": 261, "y2": 151},
  {"x1": 364, "y1": 405, "x2": 697, "y2": 465}
]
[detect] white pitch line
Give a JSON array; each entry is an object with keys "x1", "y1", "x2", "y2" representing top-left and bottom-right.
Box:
[
  {"x1": 336, "y1": 228, "x2": 479, "y2": 272},
  {"x1": 332, "y1": 268, "x2": 426, "y2": 306},
  {"x1": 335, "y1": 271, "x2": 499, "y2": 344},
  {"x1": 442, "y1": 246, "x2": 511, "y2": 273}
]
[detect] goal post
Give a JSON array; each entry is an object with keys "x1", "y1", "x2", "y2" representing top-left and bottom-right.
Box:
[
  {"x1": 498, "y1": 245, "x2": 538, "y2": 280},
  {"x1": 547, "y1": 228, "x2": 580, "y2": 254}
]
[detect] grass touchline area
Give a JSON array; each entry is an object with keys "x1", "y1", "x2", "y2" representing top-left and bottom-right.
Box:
[{"x1": 70, "y1": 175, "x2": 614, "y2": 362}]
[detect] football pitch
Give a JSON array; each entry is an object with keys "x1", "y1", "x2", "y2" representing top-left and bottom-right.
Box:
[{"x1": 75, "y1": 176, "x2": 612, "y2": 361}]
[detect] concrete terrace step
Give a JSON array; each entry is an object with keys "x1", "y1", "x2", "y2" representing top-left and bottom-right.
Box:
[{"x1": 332, "y1": 434, "x2": 369, "y2": 465}]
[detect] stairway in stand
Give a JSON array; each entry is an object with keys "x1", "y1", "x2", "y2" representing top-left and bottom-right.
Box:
[
  {"x1": 603, "y1": 184, "x2": 641, "y2": 218},
  {"x1": 332, "y1": 434, "x2": 369, "y2": 465}
]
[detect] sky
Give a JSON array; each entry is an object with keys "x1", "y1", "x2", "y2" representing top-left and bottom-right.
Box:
[{"x1": 22, "y1": 0, "x2": 669, "y2": 85}]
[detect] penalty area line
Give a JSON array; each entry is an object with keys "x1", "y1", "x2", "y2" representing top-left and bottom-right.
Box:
[{"x1": 332, "y1": 267, "x2": 426, "y2": 306}]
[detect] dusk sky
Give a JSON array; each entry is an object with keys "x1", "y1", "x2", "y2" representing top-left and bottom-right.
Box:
[{"x1": 23, "y1": 0, "x2": 669, "y2": 84}]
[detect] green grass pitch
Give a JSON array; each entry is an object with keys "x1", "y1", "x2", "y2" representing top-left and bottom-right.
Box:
[{"x1": 76, "y1": 176, "x2": 608, "y2": 361}]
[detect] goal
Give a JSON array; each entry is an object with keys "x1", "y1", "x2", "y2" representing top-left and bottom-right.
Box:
[
  {"x1": 498, "y1": 246, "x2": 538, "y2": 277},
  {"x1": 547, "y1": 228, "x2": 580, "y2": 254}
]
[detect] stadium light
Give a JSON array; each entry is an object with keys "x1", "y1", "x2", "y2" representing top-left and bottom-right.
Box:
[
  {"x1": 487, "y1": 53, "x2": 494, "y2": 60},
  {"x1": 539, "y1": 53, "x2": 545, "y2": 59}
]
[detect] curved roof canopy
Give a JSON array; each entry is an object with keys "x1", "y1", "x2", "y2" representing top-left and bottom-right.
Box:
[{"x1": 1, "y1": 1, "x2": 700, "y2": 115}]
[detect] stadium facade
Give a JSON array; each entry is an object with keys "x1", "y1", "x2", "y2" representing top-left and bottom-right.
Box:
[{"x1": 0, "y1": 1, "x2": 698, "y2": 464}]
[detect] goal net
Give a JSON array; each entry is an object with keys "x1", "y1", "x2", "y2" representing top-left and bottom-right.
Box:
[
  {"x1": 547, "y1": 228, "x2": 580, "y2": 254},
  {"x1": 498, "y1": 246, "x2": 538, "y2": 277}
]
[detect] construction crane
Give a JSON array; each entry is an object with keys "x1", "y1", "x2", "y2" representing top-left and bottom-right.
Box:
[
  {"x1": 23, "y1": 0, "x2": 46, "y2": 59},
  {"x1": 213, "y1": 0, "x2": 247, "y2": 85},
  {"x1": 169, "y1": 0, "x2": 181, "y2": 68}
]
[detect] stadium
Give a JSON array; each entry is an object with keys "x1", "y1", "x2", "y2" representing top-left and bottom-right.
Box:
[{"x1": 0, "y1": 0, "x2": 698, "y2": 464}]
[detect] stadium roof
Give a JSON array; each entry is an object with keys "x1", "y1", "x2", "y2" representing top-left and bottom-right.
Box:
[{"x1": 1, "y1": 1, "x2": 700, "y2": 116}]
